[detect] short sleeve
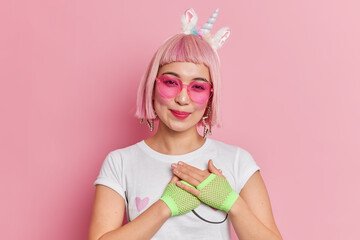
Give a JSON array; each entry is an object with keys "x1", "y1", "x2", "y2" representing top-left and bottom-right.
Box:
[
  {"x1": 234, "y1": 148, "x2": 261, "y2": 193},
  {"x1": 94, "y1": 151, "x2": 126, "y2": 201}
]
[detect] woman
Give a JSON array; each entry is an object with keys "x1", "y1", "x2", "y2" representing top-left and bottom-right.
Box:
[{"x1": 89, "y1": 9, "x2": 282, "y2": 240}]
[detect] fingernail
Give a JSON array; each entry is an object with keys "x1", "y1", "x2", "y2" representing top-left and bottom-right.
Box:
[
  {"x1": 174, "y1": 169, "x2": 179, "y2": 174},
  {"x1": 176, "y1": 182, "x2": 182, "y2": 186},
  {"x1": 219, "y1": 169, "x2": 222, "y2": 173},
  {"x1": 178, "y1": 162, "x2": 183, "y2": 166},
  {"x1": 171, "y1": 163, "x2": 177, "y2": 168}
]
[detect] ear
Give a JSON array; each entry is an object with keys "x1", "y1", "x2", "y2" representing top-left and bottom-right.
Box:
[
  {"x1": 181, "y1": 8, "x2": 198, "y2": 34},
  {"x1": 211, "y1": 27, "x2": 231, "y2": 50},
  {"x1": 185, "y1": 9, "x2": 194, "y2": 22}
]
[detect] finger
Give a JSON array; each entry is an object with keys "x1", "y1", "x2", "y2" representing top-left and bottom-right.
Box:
[
  {"x1": 176, "y1": 162, "x2": 208, "y2": 181},
  {"x1": 176, "y1": 181, "x2": 200, "y2": 197},
  {"x1": 208, "y1": 160, "x2": 221, "y2": 176},
  {"x1": 178, "y1": 162, "x2": 206, "y2": 176},
  {"x1": 208, "y1": 160, "x2": 226, "y2": 178},
  {"x1": 173, "y1": 168, "x2": 202, "y2": 187},
  {"x1": 169, "y1": 175, "x2": 180, "y2": 183}
]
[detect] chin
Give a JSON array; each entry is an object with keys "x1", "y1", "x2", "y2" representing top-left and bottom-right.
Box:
[
  {"x1": 161, "y1": 117, "x2": 197, "y2": 133},
  {"x1": 167, "y1": 122, "x2": 193, "y2": 132}
]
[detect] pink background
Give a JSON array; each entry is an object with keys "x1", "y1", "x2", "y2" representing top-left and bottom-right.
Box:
[{"x1": 1, "y1": 0, "x2": 359, "y2": 239}]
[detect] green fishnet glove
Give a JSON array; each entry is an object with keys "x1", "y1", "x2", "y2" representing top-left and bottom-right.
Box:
[
  {"x1": 196, "y1": 174, "x2": 239, "y2": 212},
  {"x1": 160, "y1": 181, "x2": 201, "y2": 216}
]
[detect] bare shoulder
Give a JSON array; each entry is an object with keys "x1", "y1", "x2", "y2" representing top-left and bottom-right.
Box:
[
  {"x1": 88, "y1": 185, "x2": 126, "y2": 240},
  {"x1": 240, "y1": 171, "x2": 281, "y2": 236}
]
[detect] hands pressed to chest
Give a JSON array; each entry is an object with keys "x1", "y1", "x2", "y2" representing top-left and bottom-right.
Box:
[{"x1": 160, "y1": 159, "x2": 239, "y2": 216}]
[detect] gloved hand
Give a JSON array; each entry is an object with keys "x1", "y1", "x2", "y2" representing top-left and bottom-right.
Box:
[
  {"x1": 160, "y1": 179, "x2": 201, "y2": 216},
  {"x1": 196, "y1": 173, "x2": 239, "y2": 212},
  {"x1": 172, "y1": 160, "x2": 239, "y2": 212}
]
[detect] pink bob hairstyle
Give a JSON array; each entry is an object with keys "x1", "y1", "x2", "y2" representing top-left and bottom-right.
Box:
[{"x1": 135, "y1": 33, "x2": 222, "y2": 127}]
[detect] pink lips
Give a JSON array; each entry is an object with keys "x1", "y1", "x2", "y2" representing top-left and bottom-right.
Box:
[{"x1": 170, "y1": 110, "x2": 191, "y2": 119}]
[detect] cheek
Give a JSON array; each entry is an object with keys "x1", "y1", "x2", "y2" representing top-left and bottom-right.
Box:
[
  {"x1": 194, "y1": 101, "x2": 208, "y2": 111},
  {"x1": 154, "y1": 90, "x2": 172, "y2": 106}
]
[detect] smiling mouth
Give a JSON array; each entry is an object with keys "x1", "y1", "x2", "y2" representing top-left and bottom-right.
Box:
[{"x1": 170, "y1": 110, "x2": 191, "y2": 119}]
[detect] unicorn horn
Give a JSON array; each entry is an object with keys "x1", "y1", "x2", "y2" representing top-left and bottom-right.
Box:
[{"x1": 200, "y1": 8, "x2": 219, "y2": 35}]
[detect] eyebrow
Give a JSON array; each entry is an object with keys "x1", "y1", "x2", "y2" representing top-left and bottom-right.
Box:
[{"x1": 161, "y1": 71, "x2": 209, "y2": 82}]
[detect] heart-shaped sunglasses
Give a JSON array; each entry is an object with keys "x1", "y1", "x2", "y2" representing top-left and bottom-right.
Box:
[{"x1": 156, "y1": 75, "x2": 213, "y2": 104}]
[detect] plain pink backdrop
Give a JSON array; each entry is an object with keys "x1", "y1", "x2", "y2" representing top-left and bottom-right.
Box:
[{"x1": 1, "y1": 0, "x2": 359, "y2": 239}]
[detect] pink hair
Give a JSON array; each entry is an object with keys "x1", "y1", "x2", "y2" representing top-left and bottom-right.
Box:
[{"x1": 135, "y1": 33, "x2": 222, "y2": 127}]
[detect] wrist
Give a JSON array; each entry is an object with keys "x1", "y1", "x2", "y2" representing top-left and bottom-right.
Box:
[
  {"x1": 157, "y1": 199, "x2": 172, "y2": 219},
  {"x1": 222, "y1": 190, "x2": 239, "y2": 212},
  {"x1": 228, "y1": 196, "x2": 242, "y2": 216}
]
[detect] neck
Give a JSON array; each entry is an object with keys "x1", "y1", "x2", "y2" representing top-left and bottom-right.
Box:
[{"x1": 145, "y1": 121, "x2": 206, "y2": 155}]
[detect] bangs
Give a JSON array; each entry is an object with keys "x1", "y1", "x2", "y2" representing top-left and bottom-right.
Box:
[{"x1": 159, "y1": 34, "x2": 217, "y2": 69}]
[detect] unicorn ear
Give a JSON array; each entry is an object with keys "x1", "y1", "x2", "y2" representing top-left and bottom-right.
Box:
[
  {"x1": 211, "y1": 27, "x2": 231, "y2": 50},
  {"x1": 181, "y1": 8, "x2": 198, "y2": 34}
]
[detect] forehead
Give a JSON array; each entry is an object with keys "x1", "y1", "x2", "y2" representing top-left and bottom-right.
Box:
[{"x1": 158, "y1": 62, "x2": 210, "y2": 80}]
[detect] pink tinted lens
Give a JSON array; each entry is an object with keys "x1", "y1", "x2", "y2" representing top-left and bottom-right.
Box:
[
  {"x1": 187, "y1": 81, "x2": 212, "y2": 103},
  {"x1": 157, "y1": 76, "x2": 212, "y2": 103},
  {"x1": 157, "y1": 76, "x2": 182, "y2": 98}
]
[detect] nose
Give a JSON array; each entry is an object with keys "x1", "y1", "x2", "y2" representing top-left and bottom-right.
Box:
[{"x1": 175, "y1": 87, "x2": 191, "y2": 105}]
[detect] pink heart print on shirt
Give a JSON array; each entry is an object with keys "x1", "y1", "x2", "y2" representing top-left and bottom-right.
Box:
[{"x1": 135, "y1": 197, "x2": 149, "y2": 212}]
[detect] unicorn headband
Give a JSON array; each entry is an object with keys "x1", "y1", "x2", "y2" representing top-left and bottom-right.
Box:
[{"x1": 181, "y1": 8, "x2": 231, "y2": 50}]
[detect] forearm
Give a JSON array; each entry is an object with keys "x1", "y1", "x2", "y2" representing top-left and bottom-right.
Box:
[
  {"x1": 229, "y1": 197, "x2": 282, "y2": 240},
  {"x1": 99, "y1": 200, "x2": 170, "y2": 240}
]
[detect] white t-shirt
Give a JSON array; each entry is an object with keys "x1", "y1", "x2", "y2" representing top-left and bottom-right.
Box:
[{"x1": 94, "y1": 138, "x2": 260, "y2": 240}]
